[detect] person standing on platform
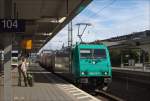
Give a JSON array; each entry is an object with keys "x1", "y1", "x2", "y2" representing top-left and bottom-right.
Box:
[{"x1": 18, "y1": 57, "x2": 28, "y2": 87}]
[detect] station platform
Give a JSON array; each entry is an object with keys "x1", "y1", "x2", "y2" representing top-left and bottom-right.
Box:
[{"x1": 1, "y1": 63, "x2": 100, "y2": 101}]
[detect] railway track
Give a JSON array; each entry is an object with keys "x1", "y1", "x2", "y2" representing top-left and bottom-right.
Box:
[
  {"x1": 43, "y1": 67, "x2": 123, "y2": 101},
  {"x1": 43, "y1": 66, "x2": 150, "y2": 101}
]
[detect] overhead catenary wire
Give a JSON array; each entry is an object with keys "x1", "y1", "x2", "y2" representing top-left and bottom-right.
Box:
[
  {"x1": 76, "y1": 0, "x2": 117, "y2": 37},
  {"x1": 87, "y1": 0, "x2": 117, "y2": 19},
  {"x1": 73, "y1": 0, "x2": 117, "y2": 42}
]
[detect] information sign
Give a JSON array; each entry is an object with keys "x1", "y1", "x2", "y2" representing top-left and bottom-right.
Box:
[{"x1": 0, "y1": 19, "x2": 25, "y2": 32}]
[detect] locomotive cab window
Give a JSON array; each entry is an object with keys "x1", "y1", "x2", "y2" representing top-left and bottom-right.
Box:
[
  {"x1": 80, "y1": 49, "x2": 106, "y2": 59},
  {"x1": 80, "y1": 50, "x2": 92, "y2": 58},
  {"x1": 93, "y1": 49, "x2": 106, "y2": 59}
]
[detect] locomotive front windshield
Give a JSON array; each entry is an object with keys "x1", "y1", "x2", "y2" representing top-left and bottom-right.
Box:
[{"x1": 80, "y1": 49, "x2": 106, "y2": 59}]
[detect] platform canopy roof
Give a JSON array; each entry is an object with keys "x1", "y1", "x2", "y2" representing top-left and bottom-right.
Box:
[{"x1": 0, "y1": 0, "x2": 92, "y2": 52}]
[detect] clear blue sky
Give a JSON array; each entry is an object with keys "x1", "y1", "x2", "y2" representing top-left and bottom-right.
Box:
[{"x1": 43, "y1": 0, "x2": 150, "y2": 50}]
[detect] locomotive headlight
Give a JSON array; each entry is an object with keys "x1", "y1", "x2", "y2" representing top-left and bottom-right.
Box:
[
  {"x1": 81, "y1": 72, "x2": 85, "y2": 75},
  {"x1": 92, "y1": 61, "x2": 96, "y2": 64},
  {"x1": 104, "y1": 72, "x2": 108, "y2": 75}
]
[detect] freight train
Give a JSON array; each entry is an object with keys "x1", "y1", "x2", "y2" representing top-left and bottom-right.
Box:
[{"x1": 39, "y1": 43, "x2": 112, "y2": 90}]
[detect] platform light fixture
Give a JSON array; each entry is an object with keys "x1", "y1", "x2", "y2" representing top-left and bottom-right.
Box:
[
  {"x1": 37, "y1": 17, "x2": 66, "y2": 23},
  {"x1": 38, "y1": 40, "x2": 45, "y2": 42},
  {"x1": 58, "y1": 17, "x2": 66, "y2": 23},
  {"x1": 37, "y1": 18, "x2": 57, "y2": 23},
  {"x1": 43, "y1": 33, "x2": 52, "y2": 36},
  {"x1": 36, "y1": 33, "x2": 52, "y2": 36}
]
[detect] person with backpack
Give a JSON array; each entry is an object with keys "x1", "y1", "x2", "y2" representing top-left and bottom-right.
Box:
[{"x1": 18, "y1": 57, "x2": 28, "y2": 86}]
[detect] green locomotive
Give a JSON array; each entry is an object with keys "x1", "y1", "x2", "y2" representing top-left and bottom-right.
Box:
[
  {"x1": 40, "y1": 43, "x2": 112, "y2": 90},
  {"x1": 71, "y1": 43, "x2": 112, "y2": 89}
]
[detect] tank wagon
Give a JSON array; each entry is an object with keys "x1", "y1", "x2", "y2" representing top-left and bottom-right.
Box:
[
  {"x1": 40, "y1": 43, "x2": 112, "y2": 90},
  {"x1": 39, "y1": 50, "x2": 53, "y2": 71}
]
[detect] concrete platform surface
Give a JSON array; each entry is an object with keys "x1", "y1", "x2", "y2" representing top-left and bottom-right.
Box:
[{"x1": 10, "y1": 63, "x2": 100, "y2": 101}]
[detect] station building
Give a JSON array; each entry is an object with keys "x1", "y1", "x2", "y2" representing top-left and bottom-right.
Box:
[{"x1": 97, "y1": 30, "x2": 150, "y2": 70}]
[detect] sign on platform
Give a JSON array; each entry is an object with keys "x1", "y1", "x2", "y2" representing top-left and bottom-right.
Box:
[
  {"x1": 26, "y1": 40, "x2": 32, "y2": 49},
  {"x1": 21, "y1": 39, "x2": 32, "y2": 50},
  {"x1": 0, "y1": 19, "x2": 25, "y2": 32}
]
